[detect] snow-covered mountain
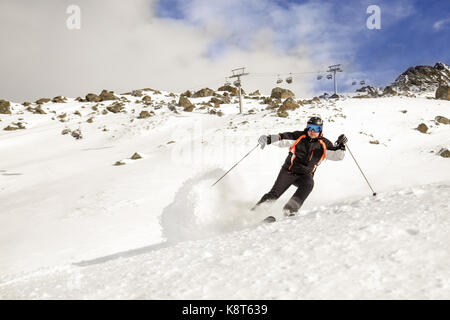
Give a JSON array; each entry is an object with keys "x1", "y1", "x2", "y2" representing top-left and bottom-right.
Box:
[
  {"x1": 385, "y1": 62, "x2": 450, "y2": 95},
  {"x1": 0, "y1": 80, "x2": 449, "y2": 299}
]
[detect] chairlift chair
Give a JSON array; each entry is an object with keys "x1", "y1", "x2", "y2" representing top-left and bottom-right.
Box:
[
  {"x1": 317, "y1": 75, "x2": 323, "y2": 80},
  {"x1": 326, "y1": 74, "x2": 333, "y2": 80},
  {"x1": 276, "y1": 74, "x2": 283, "y2": 84},
  {"x1": 352, "y1": 81, "x2": 357, "y2": 85},
  {"x1": 360, "y1": 80, "x2": 365, "y2": 85},
  {"x1": 286, "y1": 73, "x2": 293, "y2": 84},
  {"x1": 234, "y1": 80, "x2": 241, "y2": 87}
]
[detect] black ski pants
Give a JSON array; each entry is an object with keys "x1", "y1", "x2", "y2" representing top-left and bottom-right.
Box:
[{"x1": 255, "y1": 167, "x2": 314, "y2": 213}]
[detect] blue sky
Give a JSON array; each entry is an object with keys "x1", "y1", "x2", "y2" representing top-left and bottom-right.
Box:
[{"x1": 156, "y1": 0, "x2": 450, "y2": 92}]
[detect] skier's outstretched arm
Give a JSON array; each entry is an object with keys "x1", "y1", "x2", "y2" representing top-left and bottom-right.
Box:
[
  {"x1": 323, "y1": 134, "x2": 347, "y2": 161},
  {"x1": 258, "y1": 131, "x2": 303, "y2": 149}
]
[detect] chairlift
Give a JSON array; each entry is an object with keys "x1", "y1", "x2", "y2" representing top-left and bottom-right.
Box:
[
  {"x1": 317, "y1": 75, "x2": 323, "y2": 80},
  {"x1": 276, "y1": 74, "x2": 283, "y2": 84},
  {"x1": 286, "y1": 73, "x2": 293, "y2": 84},
  {"x1": 326, "y1": 74, "x2": 333, "y2": 80},
  {"x1": 360, "y1": 80, "x2": 365, "y2": 85},
  {"x1": 234, "y1": 80, "x2": 241, "y2": 87},
  {"x1": 352, "y1": 81, "x2": 357, "y2": 85}
]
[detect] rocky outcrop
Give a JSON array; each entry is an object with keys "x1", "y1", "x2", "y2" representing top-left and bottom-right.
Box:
[
  {"x1": 192, "y1": 88, "x2": 215, "y2": 98},
  {"x1": 270, "y1": 87, "x2": 295, "y2": 99},
  {"x1": 388, "y1": 62, "x2": 450, "y2": 94}
]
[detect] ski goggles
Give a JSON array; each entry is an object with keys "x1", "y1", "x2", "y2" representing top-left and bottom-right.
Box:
[{"x1": 307, "y1": 124, "x2": 322, "y2": 132}]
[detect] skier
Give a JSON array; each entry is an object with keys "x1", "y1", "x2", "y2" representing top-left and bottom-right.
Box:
[{"x1": 253, "y1": 116, "x2": 347, "y2": 221}]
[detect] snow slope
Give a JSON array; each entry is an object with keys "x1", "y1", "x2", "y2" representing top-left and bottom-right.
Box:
[{"x1": 0, "y1": 91, "x2": 449, "y2": 299}]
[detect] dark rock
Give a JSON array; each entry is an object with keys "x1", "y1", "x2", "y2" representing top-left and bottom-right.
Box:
[
  {"x1": 435, "y1": 116, "x2": 449, "y2": 124},
  {"x1": 131, "y1": 152, "x2": 142, "y2": 160},
  {"x1": 3, "y1": 122, "x2": 26, "y2": 131},
  {"x1": 0, "y1": 100, "x2": 11, "y2": 114},
  {"x1": 277, "y1": 110, "x2": 289, "y2": 118},
  {"x1": 106, "y1": 102, "x2": 125, "y2": 113},
  {"x1": 86, "y1": 93, "x2": 101, "y2": 102},
  {"x1": 71, "y1": 129, "x2": 82, "y2": 139},
  {"x1": 184, "y1": 105, "x2": 195, "y2": 112},
  {"x1": 99, "y1": 90, "x2": 118, "y2": 101},
  {"x1": 52, "y1": 96, "x2": 67, "y2": 103},
  {"x1": 35, "y1": 98, "x2": 51, "y2": 104},
  {"x1": 438, "y1": 148, "x2": 450, "y2": 158},
  {"x1": 131, "y1": 90, "x2": 143, "y2": 97},
  {"x1": 181, "y1": 90, "x2": 192, "y2": 97},
  {"x1": 142, "y1": 95, "x2": 152, "y2": 103},
  {"x1": 138, "y1": 111, "x2": 154, "y2": 119},
  {"x1": 192, "y1": 88, "x2": 215, "y2": 98},
  {"x1": 279, "y1": 97, "x2": 300, "y2": 111},
  {"x1": 178, "y1": 96, "x2": 193, "y2": 108},
  {"x1": 416, "y1": 123, "x2": 428, "y2": 133},
  {"x1": 383, "y1": 86, "x2": 397, "y2": 96},
  {"x1": 217, "y1": 85, "x2": 240, "y2": 96},
  {"x1": 435, "y1": 85, "x2": 450, "y2": 100}
]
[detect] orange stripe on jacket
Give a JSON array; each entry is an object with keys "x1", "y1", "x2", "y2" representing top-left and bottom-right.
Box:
[
  {"x1": 318, "y1": 139, "x2": 327, "y2": 165},
  {"x1": 288, "y1": 135, "x2": 306, "y2": 170}
]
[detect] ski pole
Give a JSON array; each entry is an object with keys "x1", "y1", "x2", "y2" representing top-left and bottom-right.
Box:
[
  {"x1": 345, "y1": 143, "x2": 377, "y2": 196},
  {"x1": 211, "y1": 143, "x2": 260, "y2": 187}
]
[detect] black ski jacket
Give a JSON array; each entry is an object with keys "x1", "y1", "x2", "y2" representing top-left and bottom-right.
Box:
[{"x1": 275, "y1": 130, "x2": 343, "y2": 176}]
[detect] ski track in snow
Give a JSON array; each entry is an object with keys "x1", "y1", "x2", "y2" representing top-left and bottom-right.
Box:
[
  {"x1": 0, "y1": 182, "x2": 449, "y2": 299},
  {"x1": 0, "y1": 92, "x2": 449, "y2": 299}
]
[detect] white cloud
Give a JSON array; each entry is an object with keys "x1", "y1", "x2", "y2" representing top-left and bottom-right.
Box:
[
  {"x1": 433, "y1": 17, "x2": 450, "y2": 31},
  {"x1": 0, "y1": 0, "x2": 398, "y2": 102}
]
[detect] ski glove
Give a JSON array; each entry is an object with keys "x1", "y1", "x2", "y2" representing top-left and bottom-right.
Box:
[
  {"x1": 258, "y1": 135, "x2": 268, "y2": 149},
  {"x1": 335, "y1": 134, "x2": 348, "y2": 150},
  {"x1": 258, "y1": 134, "x2": 280, "y2": 149}
]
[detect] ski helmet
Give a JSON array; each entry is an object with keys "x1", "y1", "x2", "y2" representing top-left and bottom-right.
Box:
[
  {"x1": 306, "y1": 116, "x2": 323, "y2": 134},
  {"x1": 307, "y1": 116, "x2": 323, "y2": 126}
]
